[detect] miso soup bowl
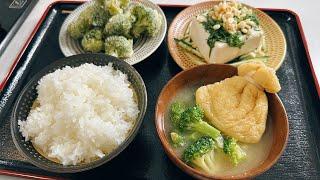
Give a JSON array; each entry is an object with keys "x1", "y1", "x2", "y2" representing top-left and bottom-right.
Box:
[{"x1": 155, "y1": 64, "x2": 289, "y2": 179}]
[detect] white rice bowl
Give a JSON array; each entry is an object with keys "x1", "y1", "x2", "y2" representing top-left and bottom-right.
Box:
[{"x1": 18, "y1": 63, "x2": 139, "y2": 165}]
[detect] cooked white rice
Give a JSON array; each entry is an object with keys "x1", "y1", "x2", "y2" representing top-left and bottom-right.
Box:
[{"x1": 18, "y1": 63, "x2": 139, "y2": 165}]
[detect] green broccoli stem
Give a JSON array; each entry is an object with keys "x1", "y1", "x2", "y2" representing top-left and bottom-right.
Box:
[
  {"x1": 223, "y1": 137, "x2": 247, "y2": 165},
  {"x1": 190, "y1": 121, "x2": 221, "y2": 139},
  {"x1": 186, "y1": 132, "x2": 203, "y2": 142}
]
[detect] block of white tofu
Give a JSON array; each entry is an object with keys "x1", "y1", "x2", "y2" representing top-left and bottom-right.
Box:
[{"x1": 189, "y1": 18, "x2": 263, "y2": 64}]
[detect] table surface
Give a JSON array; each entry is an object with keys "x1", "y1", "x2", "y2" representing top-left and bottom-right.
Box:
[{"x1": 0, "y1": 0, "x2": 319, "y2": 179}]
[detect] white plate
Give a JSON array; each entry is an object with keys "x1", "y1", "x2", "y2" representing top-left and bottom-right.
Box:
[{"x1": 59, "y1": 0, "x2": 167, "y2": 65}]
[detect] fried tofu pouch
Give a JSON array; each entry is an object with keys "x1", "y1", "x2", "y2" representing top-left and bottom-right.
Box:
[
  {"x1": 195, "y1": 62, "x2": 280, "y2": 143},
  {"x1": 238, "y1": 62, "x2": 281, "y2": 93}
]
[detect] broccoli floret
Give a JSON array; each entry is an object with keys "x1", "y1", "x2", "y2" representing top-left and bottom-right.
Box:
[
  {"x1": 171, "y1": 103, "x2": 246, "y2": 167},
  {"x1": 91, "y1": 6, "x2": 110, "y2": 28},
  {"x1": 130, "y1": 4, "x2": 162, "y2": 38},
  {"x1": 183, "y1": 136, "x2": 215, "y2": 163},
  {"x1": 170, "y1": 102, "x2": 186, "y2": 127},
  {"x1": 81, "y1": 29, "x2": 104, "y2": 53},
  {"x1": 67, "y1": 4, "x2": 109, "y2": 39},
  {"x1": 80, "y1": 5, "x2": 110, "y2": 27},
  {"x1": 105, "y1": 12, "x2": 135, "y2": 38},
  {"x1": 171, "y1": 128, "x2": 210, "y2": 147},
  {"x1": 104, "y1": 35, "x2": 133, "y2": 58},
  {"x1": 170, "y1": 104, "x2": 223, "y2": 147},
  {"x1": 171, "y1": 131, "x2": 209, "y2": 148},
  {"x1": 179, "y1": 106, "x2": 221, "y2": 139},
  {"x1": 103, "y1": 0, "x2": 130, "y2": 15},
  {"x1": 67, "y1": 6, "x2": 96, "y2": 39},
  {"x1": 67, "y1": 19, "x2": 90, "y2": 39},
  {"x1": 78, "y1": 5, "x2": 96, "y2": 25},
  {"x1": 183, "y1": 136, "x2": 216, "y2": 172},
  {"x1": 170, "y1": 132, "x2": 185, "y2": 147},
  {"x1": 94, "y1": 0, "x2": 105, "y2": 6},
  {"x1": 223, "y1": 137, "x2": 247, "y2": 165}
]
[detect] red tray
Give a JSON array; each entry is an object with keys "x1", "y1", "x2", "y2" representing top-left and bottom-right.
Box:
[{"x1": 0, "y1": 1, "x2": 319, "y2": 179}]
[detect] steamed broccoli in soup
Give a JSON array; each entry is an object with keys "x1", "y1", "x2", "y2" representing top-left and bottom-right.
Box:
[
  {"x1": 223, "y1": 137, "x2": 247, "y2": 165},
  {"x1": 170, "y1": 103, "x2": 222, "y2": 146},
  {"x1": 67, "y1": 0, "x2": 162, "y2": 58},
  {"x1": 183, "y1": 136, "x2": 216, "y2": 173},
  {"x1": 166, "y1": 61, "x2": 279, "y2": 175},
  {"x1": 170, "y1": 132, "x2": 186, "y2": 147},
  {"x1": 168, "y1": 102, "x2": 248, "y2": 173},
  {"x1": 170, "y1": 102, "x2": 186, "y2": 127},
  {"x1": 170, "y1": 131, "x2": 205, "y2": 148}
]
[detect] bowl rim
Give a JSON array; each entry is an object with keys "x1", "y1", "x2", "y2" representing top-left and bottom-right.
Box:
[
  {"x1": 154, "y1": 63, "x2": 289, "y2": 179},
  {"x1": 11, "y1": 53, "x2": 147, "y2": 173}
]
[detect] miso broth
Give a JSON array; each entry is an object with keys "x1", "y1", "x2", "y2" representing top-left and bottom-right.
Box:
[{"x1": 165, "y1": 85, "x2": 273, "y2": 176}]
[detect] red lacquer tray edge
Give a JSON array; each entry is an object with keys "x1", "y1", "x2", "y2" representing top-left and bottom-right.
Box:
[
  {"x1": 0, "y1": 1, "x2": 318, "y2": 179},
  {"x1": 0, "y1": 169, "x2": 62, "y2": 180}
]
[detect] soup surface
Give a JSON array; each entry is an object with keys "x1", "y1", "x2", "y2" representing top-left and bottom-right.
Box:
[{"x1": 164, "y1": 84, "x2": 273, "y2": 176}]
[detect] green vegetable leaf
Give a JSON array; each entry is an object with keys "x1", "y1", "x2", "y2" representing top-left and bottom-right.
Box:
[
  {"x1": 201, "y1": 15, "x2": 244, "y2": 51},
  {"x1": 228, "y1": 32, "x2": 244, "y2": 48},
  {"x1": 245, "y1": 14, "x2": 260, "y2": 26}
]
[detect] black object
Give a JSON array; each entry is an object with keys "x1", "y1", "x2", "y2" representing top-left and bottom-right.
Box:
[
  {"x1": 0, "y1": 0, "x2": 38, "y2": 56},
  {"x1": 0, "y1": 3, "x2": 319, "y2": 179},
  {"x1": 0, "y1": 25, "x2": 7, "y2": 42},
  {"x1": 0, "y1": 0, "x2": 34, "y2": 32}
]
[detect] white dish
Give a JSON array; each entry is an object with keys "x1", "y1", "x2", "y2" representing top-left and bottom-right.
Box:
[{"x1": 59, "y1": 0, "x2": 167, "y2": 65}]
